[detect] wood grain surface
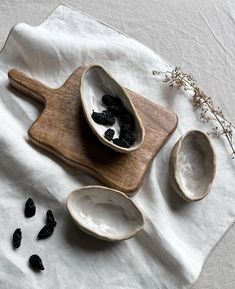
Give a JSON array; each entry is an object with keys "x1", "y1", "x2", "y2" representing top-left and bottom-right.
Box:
[{"x1": 8, "y1": 66, "x2": 178, "y2": 195}]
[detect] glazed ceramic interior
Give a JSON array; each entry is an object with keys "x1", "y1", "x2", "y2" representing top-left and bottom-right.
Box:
[
  {"x1": 81, "y1": 66, "x2": 144, "y2": 150},
  {"x1": 68, "y1": 187, "x2": 144, "y2": 240},
  {"x1": 176, "y1": 132, "x2": 214, "y2": 200}
]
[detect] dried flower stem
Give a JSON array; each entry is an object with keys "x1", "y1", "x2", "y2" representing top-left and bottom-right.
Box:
[{"x1": 153, "y1": 67, "x2": 235, "y2": 159}]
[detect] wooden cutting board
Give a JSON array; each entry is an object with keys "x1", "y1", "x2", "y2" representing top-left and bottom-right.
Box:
[{"x1": 8, "y1": 66, "x2": 178, "y2": 195}]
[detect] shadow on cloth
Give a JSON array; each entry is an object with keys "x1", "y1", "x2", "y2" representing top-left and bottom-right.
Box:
[
  {"x1": 7, "y1": 84, "x2": 43, "y2": 111},
  {"x1": 25, "y1": 138, "x2": 98, "y2": 185},
  {"x1": 62, "y1": 211, "x2": 119, "y2": 252},
  {"x1": 163, "y1": 176, "x2": 191, "y2": 211}
]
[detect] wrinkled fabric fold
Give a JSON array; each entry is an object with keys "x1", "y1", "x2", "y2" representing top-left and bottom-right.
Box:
[{"x1": 0, "y1": 5, "x2": 234, "y2": 289}]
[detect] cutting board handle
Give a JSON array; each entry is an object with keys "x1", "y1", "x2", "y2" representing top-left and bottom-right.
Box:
[{"x1": 8, "y1": 69, "x2": 52, "y2": 105}]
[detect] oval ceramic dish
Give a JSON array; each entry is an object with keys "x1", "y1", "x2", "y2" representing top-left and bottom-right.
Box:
[
  {"x1": 169, "y1": 130, "x2": 216, "y2": 202},
  {"x1": 80, "y1": 65, "x2": 145, "y2": 153},
  {"x1": 67, "y1": 186, "x2": 144, "y2": 241}
]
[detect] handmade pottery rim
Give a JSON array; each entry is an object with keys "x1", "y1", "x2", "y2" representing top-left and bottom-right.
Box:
[
  {"x1": 66, "y1": 185, "x2": 145, "y2": 241},
  {"x1": 170, "y1": 129, "x2": 216, "y2": 202},
  {"x1": 79, "y1": 64, "x2": 145, "y2": 153}
]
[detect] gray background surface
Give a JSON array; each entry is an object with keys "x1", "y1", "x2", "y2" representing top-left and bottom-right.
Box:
[{"x1": 0, "y1": 1, "x2": 234, "y2": 288}]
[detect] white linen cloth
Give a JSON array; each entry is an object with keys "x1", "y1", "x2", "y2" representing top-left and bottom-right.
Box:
[{"x1": 0, "y1": 4, "x2": 234, "y2": 289}]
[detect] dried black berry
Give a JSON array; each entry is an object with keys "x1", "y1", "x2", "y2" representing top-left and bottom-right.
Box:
[
  {"x1": 37, "y1": 224, "x2": 54, "y2": 240},
  {"x1": 123, "y1": 134, "x2": 136, "y2": 146},
  {"x1": 92, "y1": 111, "x2": 106, "y2": 124},
  {"x1": 46, "y1": 210, "x2": 56, "y2": 227},
  {"x1": 120, "y1": 110, "x2": 134, "y2": 125},
  {"x1": 104, "y1": 128, "x2": 115, "y2": 141},
  {"x1": 102, "y1": 95, "x2": 123, "y2": 107},
  {"x1": 24, "y1": 198, "x2": 36, "y2": 218},
  {"x1": 91, "y1": 111, "x2": 115, "y2": 125},
  {"x1": 107, "y1": 105, "x2": 124, "y2": 116},
  {"x1": 29, "y1": 254, "x2": 44, "y2": 271},
  {"x1": 120, "y1": 123, "x2": 134, "y2": 134},
  {"x1": 102, "y1": 111, "x2": 115, "y2": 125},
  {"x1": 113, "y1": 138, "x2": 131, "y2": 148},
  {"x1": 12, "y1": 228, "x2": 22, "y2": 249},
  {"x1": 119, "y1": 124, "x2": 137, "y2": 146}
]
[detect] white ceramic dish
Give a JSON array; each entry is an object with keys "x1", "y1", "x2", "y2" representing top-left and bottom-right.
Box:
[
  {"x1": 67, "y1": 186, "x2": 144, "y2": 241},
  {"x1": 169, "y1": 130, "x2": 216, "y2": 202},
  {"x1": 80, "y1": 65, "x2": 145, "y2": 153}
]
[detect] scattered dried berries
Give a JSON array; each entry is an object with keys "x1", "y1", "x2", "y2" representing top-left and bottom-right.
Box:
[
  {"x1": 11, "y1": 199, "x2": 58, "y2": 271},
  {"x1": 38, "y1": 224, "x2": 54, "y2": 240},
  {"x1": 104, "y1": 128, "x2": 115, "y2": 141},
  {"x1": 24, "y1": 198, "x2": 36, "y2": 218},
  {"x1": 12, "y1": 228, "x2": 22, "y2": 249},
  {"x1": 46, "y1": 210, "x2": 57, "y2": 227},
  {"x1": 29, "y1": 254, "x2": 44, "y2": 271}
]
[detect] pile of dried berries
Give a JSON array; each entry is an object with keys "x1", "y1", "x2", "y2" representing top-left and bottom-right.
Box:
[
  {"x1": 91, "y1": 95, "x2": 137, "y2": 148},
  {"x1": 12, "y1": 198, "x2": 57, "y2": 271}
]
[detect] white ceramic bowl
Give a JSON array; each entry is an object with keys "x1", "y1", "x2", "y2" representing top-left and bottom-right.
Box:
[
  {"x1": 67, "y1": 186, "x2": 144, "y2": 241},
  {"x1": 169, "y1": 130, "x2": 216, "y2": 202},
  {"x1": 80, "y1": 65, "x2": 145, "y2": 153}
]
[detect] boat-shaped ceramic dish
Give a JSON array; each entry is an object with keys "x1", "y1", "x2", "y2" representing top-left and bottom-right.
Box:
[
  {"x1": 67, "y1": 186, "x2": 144, "y2": 241},
  {"x1": 169, "y1": 130, "x2": 216, "y2": 202},
  {"x1": 80, "y1": 65, "x2": 145, "y2": 153}
]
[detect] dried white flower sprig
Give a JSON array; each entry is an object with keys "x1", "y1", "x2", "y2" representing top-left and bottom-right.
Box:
[{"x1": 153, "y1": 67, "x2": 235, "y2": 159}]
